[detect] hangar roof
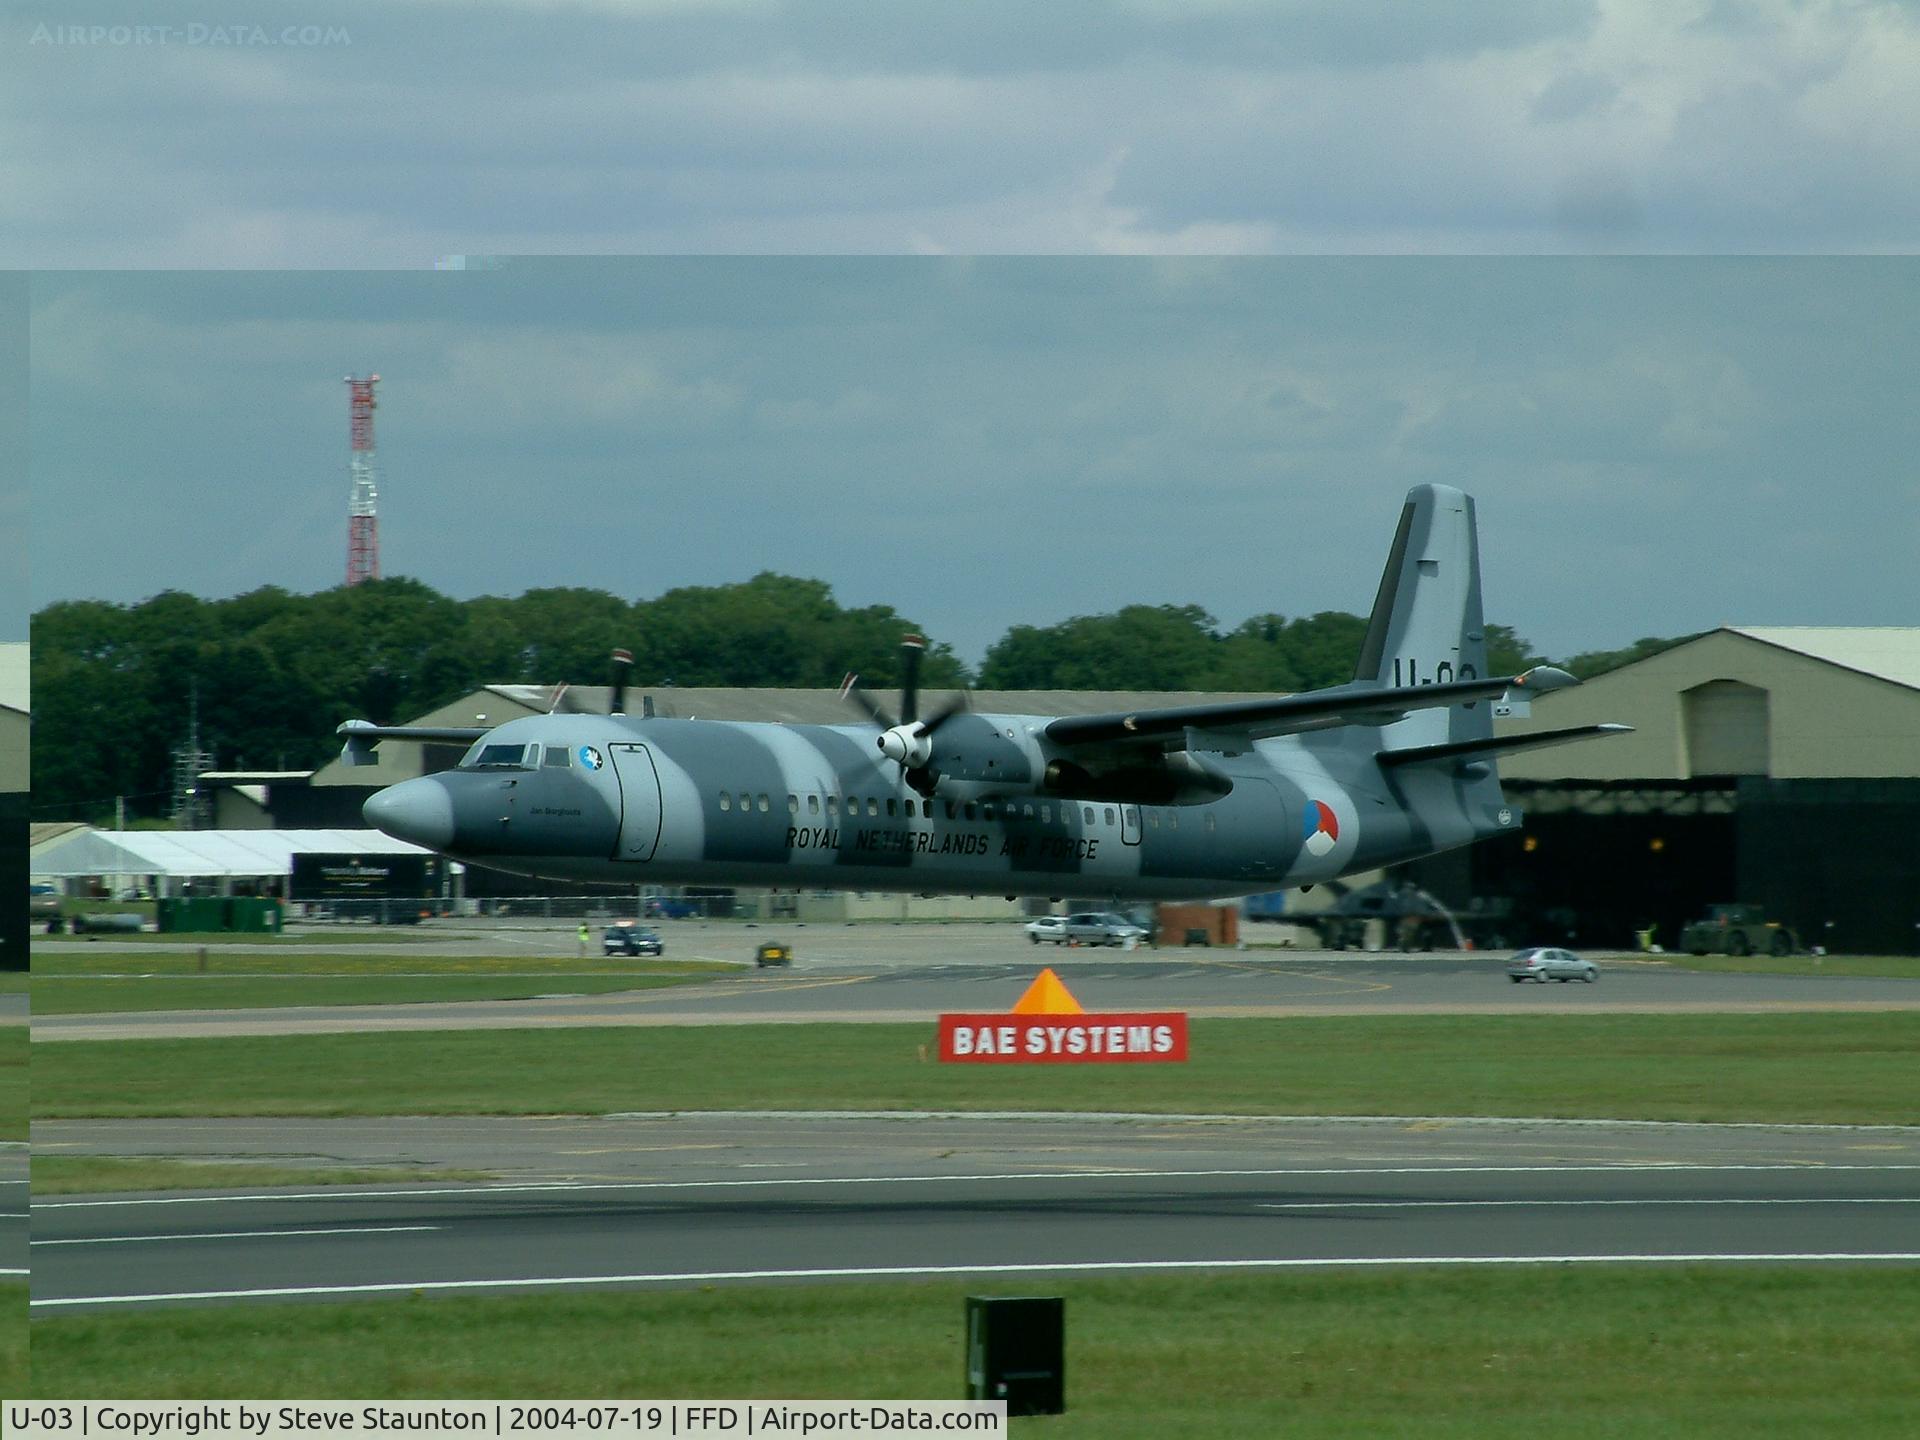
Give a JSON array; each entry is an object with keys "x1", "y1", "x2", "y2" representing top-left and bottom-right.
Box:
[
  {"x1": 1501, "y1": 625, "x2": 1920, "y2": 781},
  {"x1": 1728, "y1": 627, "x2": 1920, "y2": 692},
  {"x1": 0, "y1": 641, "x2": 26, "y2": 715},
  {"x1": 32, "y1": 827, "x2": 431, "y2": 878}
]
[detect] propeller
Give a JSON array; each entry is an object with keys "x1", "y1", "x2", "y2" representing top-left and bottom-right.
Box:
[
  {"x1": 609, "y1": 647, "x2": 633, "y2": 716},
  {"x1": 841, "y1": 635, "x2": 969, "y2": 794},
  {"x1": 545, "y1": 648, "x2": 636, "y2": 716}
]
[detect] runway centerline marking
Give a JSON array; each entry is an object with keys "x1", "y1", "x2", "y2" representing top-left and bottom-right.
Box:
[
  {"x1": 33, "y1": 1225, "x2": 442, "y2": 1247},
  {"x1": 34, "y1": 1252, "x2": 1920, "y2": 1309},
  {"x1": 33, "y1": 1162, "x2": 1920, "y2": 1210}
]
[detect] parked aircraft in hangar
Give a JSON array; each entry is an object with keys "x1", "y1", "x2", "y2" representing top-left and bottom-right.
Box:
[{"x1": 345, "y1": 485, "x2": 1627, "y2": 900}]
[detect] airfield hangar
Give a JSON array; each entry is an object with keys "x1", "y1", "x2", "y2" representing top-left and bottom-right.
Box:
[
  {"x1": 219, "y1": 625, "x2": 1920, "y2": 952},
  {"x1": 1408, "y1": 626, "x2": 1920, "y2": 955}
]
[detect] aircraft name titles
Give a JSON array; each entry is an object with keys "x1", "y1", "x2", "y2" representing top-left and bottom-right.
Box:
[{"x1": 781, "y1": 826, "x2": 1102, "y2": 861}]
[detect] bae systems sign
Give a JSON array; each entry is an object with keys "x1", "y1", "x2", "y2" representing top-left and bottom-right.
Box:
[
  {"x1": 936, "y1": 967, "x2": 1189, "y2": 1065},
  {"x1": 938, "y1": 1013, "x2": 1188, "y2": 1063}
]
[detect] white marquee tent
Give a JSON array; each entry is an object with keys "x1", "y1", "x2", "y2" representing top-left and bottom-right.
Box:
[{"x1": 33, "y1": 828, "x2": 431, "y2": 882}]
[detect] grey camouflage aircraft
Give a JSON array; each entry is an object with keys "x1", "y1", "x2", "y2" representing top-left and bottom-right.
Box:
[{"x1": 346, "y1": 485, "x2": 1627, "y2": 900}]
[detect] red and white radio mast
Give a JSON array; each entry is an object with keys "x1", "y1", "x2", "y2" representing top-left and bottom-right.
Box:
[{"x1": 344, "y1": 373, "x2": 381, "y2": 585}]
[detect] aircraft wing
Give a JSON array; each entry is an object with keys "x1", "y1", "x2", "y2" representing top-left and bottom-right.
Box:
[
  {"x1": 335, "y1": 719, "x2": 492, "y2": 767},
  {"x1": 1377, "y1": 722, "x2": 1633, "y2": 769},
  {"x1": 1041, "y1": 666, "x2": 1580, "y2": 752}
]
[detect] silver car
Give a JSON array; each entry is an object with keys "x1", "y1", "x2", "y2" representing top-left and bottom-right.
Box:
[
  {"x1": 1507, "y1": 947, "x2": 1598, "y2": 983},
  {"x1": 1024, "y1": 912, "x2": 1147, "y2": 947}
]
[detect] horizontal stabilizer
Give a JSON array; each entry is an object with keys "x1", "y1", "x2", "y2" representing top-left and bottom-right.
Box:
[{"x1": 1377, "y1": 722, "x2": 1633, "y2": 769}]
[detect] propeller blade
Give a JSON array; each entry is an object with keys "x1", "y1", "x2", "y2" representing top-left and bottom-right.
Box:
[
  {"x1": 609, "y1": 648, "x2": 633, "y2": 716},
  {"x1": 899, "y1": 635, "x2": 924, "y2": 726},
  {"x1": 918, "y1": 690, "x2": 970, "y2": 734},
  {"x1": 840, "y1": 672, "x2": 897, "y2": 731}
]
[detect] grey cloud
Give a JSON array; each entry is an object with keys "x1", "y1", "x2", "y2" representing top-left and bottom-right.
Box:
[{"x1": 5, "y1": 0, "x2": 1914, "y2": 263}]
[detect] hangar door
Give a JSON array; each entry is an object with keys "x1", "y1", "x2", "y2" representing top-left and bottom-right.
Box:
[
  {"x1": 608, "y1": 743, "x2": 663, "y2": 861},
  {"x1": 1683, "y1": 681, "x2": 1770, "y2": 778}
]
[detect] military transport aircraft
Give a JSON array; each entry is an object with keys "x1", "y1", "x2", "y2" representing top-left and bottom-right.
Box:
[{"x1": 345, "y1": 485, "x2": 1627, "y2": 901}]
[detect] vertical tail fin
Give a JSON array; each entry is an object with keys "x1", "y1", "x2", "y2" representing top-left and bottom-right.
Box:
[{"x1": 1354, "y1": 485, "x2": 1492, "y2": 749}]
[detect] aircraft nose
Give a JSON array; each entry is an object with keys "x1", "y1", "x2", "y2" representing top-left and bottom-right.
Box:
[{"x1": 363, "y1": 777, "x2": 456, "y2": 851}]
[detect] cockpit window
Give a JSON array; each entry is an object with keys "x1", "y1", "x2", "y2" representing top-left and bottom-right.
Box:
[
  {"x1": 542, "y1": 746, "x2": 571, "y2": 768},
  {"x1": 473, "y1": 743, "x2": 528, "y2": 768}
]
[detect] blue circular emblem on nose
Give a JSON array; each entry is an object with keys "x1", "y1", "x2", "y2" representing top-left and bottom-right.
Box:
[{"x1": 579, "y1": 745, "x2": 603, "y2": 770}]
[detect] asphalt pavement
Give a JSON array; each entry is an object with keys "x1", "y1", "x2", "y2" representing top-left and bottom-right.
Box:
[{"x1": 31, "y1": 1115, "x2": 1920, "y2": 1311}]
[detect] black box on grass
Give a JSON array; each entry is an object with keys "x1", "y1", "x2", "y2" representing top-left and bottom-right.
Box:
[{"x1": 965, "y1": 1295, "x2": 1064, "y2": 1416}]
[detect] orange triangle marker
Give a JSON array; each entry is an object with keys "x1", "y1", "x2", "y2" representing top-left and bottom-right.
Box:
[{"x1": 1012, "y1": 967, "x2": 1086, "y2": 1015}]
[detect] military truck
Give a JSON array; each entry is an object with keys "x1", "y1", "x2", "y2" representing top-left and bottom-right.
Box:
[{"x1": 1679, "y1": 903, "x2": 1797, "y2": 957}]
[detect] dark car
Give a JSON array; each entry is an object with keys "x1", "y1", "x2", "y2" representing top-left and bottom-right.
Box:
[{"x1": 603, "y1": 924, "x2": 665, "y2": 957}]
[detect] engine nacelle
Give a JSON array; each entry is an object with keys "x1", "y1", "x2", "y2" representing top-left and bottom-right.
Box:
[{"x1": 1041, "y1": 752, "x2": 1233, "y2": 807}]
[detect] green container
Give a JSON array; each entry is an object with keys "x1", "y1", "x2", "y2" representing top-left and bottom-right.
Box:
[
  {"x1": 157, "y1": 897, "x2": 282, "y2": 933},
  {"x1": 227, "y1": 898, "x2": 283, "y2": 933}
]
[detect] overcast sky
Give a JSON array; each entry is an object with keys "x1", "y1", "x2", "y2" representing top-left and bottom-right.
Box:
[
  {"x1": 28, "y1": 259, "x2": 1920, "y2": 670},
  {"x1": 0, "y1": 274, "x2": 24, "y2": 642},
  {"x1": 8, "y1": 0, "x2": 1920, "y2": 265}
]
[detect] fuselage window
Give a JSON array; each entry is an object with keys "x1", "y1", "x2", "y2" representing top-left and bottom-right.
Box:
[
  {"x1": 1169, "y1": 813, "x2": 1179, "y2": 831},
  {"x1": 542, "y1": 746, "x2": 571, "y2": 768},
  {"x1": 808, "y1": 794, "x2": 820, "y2": 815},
  {"x1": 788, "y1": 794, "x2": 799, "y2": 815},
  {"x1": 718, "y1": 792, "x2": 732, "y2": 812},
  {"x1": 1040, "y1": 805, "x2": 1051, "y2": 824},
  {"x1": 1104, "y1": 807, "x2": 1115, "y2": 826},
  {"x1": 827, "y1": 796, "x2": 838, "y2": 817},
  {"x1": 758, "y1": 794, "x2": 770, "y2": 813},
  {"x1": 474, "y1": 743, "x2": 527, "y2": 768},
  {"x1": 983, "y1": 803, "x2": 996, "y2": 821},
  {"x1": 1204, "y1": 812, "x2": 1217, "y2": 832},
  {"x1": 1148, "y1": 812, "x2": 1160, "y2": 829},
  {"x1": 886, "y1": 798, "x2": 897, "y2": 817},
  {"x1": 867, "y1": 797, "x2": 879, "y2": 817},
  {"x1": 964, "y1": 802, "x2": 977, "y2": 821},
  {"x1": 739, "y1": 792, "x2": 751, "y2": 813},
  {"x1": 944, "y1": 801, "x2": 957, "y2": 820},
  {"x1": 1084, "y1": 806, "x2": 1096, "y2": 825}
]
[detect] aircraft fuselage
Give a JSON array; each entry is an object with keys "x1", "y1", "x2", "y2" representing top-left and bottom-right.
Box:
[{"x1": 365, "y1": 710, "x2": 1519, "y2": 901}]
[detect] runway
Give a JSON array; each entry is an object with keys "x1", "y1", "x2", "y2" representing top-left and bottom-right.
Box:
[
  {"x1": 33, "y1": 951, "x2": 1920, "y2": 1041},
  {"x1": 0, "y1": 1149, "x2": 24, "y2": 1283},
  {"x1": 31, "y1": 1115, "x2": 1920, "y2": 1311}
]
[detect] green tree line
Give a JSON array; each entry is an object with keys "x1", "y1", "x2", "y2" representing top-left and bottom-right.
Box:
[{"x1": 29, "y1": 576, "x2": 1691, "y2": 823}]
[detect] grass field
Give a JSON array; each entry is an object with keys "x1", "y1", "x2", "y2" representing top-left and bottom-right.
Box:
[
  {"x1": 32, "y1": 951, "x2": 735, "y2": 976},
  {"x1": 30, "y1": 1013, "x2": 1920, "y2": 1125},
  {"x1": 30, "y1": 1156, "x2": 496, "y2": 1194},
  {"x1": 27, "y1": 1267, "x2": 1920, "y2": 1436},
  {"x1": 41, "y1": 929, "x2": 441, "y2": 945},
  {"x1": 30, "y1": 972, "x2": 714, "y2": 1014},
  {"x1": 0, "y1": 1285, "x2": 22, "y2": 1401}
]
